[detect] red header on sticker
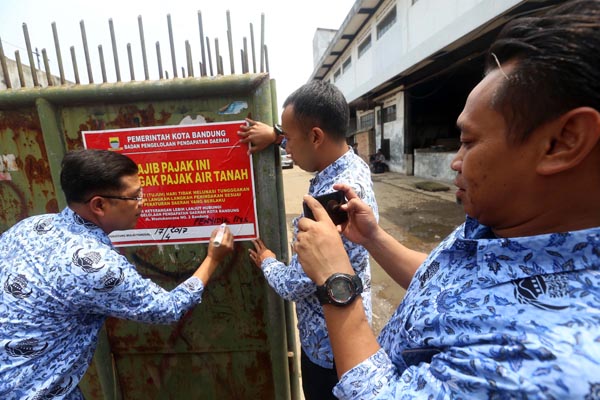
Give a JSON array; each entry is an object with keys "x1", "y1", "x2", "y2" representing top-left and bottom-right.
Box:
[{"x1": 82, "y1": 121, "x2": 258, "y2": 247}]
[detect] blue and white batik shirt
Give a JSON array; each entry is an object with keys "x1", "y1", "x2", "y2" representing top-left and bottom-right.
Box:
[
  {"x1": 262, "y1": 149, "x2": 378, "y2": 369},
  {"x1": 334, "y1": 216, "x2": 600, "y2": 399},
  {"x1": 0, "y1": 207, "x2": 206, "y2": 399}
]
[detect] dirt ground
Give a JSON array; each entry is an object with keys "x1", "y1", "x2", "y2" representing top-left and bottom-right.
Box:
[{"x1": 281, "y1": 166, "x2": 466, "y2": 335}]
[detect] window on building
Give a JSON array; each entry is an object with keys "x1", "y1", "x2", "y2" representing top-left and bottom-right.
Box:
[
  {"x1": 359, "y1": 112, "x2": 375, "y2": 130},
  {"x1": 358, "y1": 35, "x2": 372, "y2": 58},
  {"x1": 342, "y1": 57, "x2": 352, "y2": 72},
  {"x1": 383, "y1": 104, "x2": 397, "y2": 122},
  {"x1": 377, "y1": 6, "x2": 397, "y2": 39},
  {"x1": 333, "y1": 68, "x2": 341, "y2": 82}
]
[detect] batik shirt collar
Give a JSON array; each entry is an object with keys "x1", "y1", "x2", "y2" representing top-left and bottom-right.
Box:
[
  {"x1": 308, "y1": 148, "x2": 356, "y2": 193},
  {"x1": 459, "y1": 216, "x2": 600, "y2": 288}
]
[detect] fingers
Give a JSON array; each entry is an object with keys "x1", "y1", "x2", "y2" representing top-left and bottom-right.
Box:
[{"x1": 332, "y1": 183, "x2": 359, "y2": 201}]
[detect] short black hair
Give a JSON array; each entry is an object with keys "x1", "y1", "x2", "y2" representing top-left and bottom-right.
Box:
[
  {"x1": 60, "y1": 149, "x2": 139, "y2": 204},
  {"x1": 486, "y1": 0, "x2": 600, "y2": 143},
  {"x1": 283, "y1": 80, "x2": 349, "y2": 141}
]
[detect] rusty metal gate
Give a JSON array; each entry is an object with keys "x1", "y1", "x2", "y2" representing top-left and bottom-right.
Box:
[{"x1": 0, "y1": 9, "x2": 299, "y2": 400}]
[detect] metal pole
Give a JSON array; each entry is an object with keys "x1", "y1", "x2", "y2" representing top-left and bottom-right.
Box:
[
  {"x1": 138, "y1": 16, "x2": 149, "y2": 80},
  {"x1": 22, "y1": 23, "x2": 39, "y2": 86},
  {"x1": 70, "y1": 46, "x2": 80, "y2": 84},
  {"x1": 156, "y1": 41, "x2": 163, "y2": 79},
  {"x1": 80, "y1": 20, "x2": 94, "y2": 83},
  {"x1": 127, "y1": 43, "x2": 135, "y2": 81},
  {"x1": 206, "y1": 37, "x2": 213, "y2": 76},
  {"x1": 226, "y1": 10, "x2": 235, "y2": 74},
  {"x1": 15, "y1": 50, "x2": 25, "y2": 87},
  {"x1": 260, "y1": 13, "x2": 265, "y2": 72},
  {"x1": 51, "y1": 22, "x2": 66, "y2": 85},
  {"x1": 250, "y1": 23, "x2": 257, "y2": 73},
  {"x1": 109, "y1": 18, "x2": 121, "y2": 82},
  {"x1": 98, "y1": 45, "x2": 107, "y2": 83},
  {"x1": 42, "y1": 49, "x2": 53, "y2": 86},
  {"x1": 197, "y1": 11, "x2": 207, "y2": 76},
  {"x1": 167, "y1": 14, "x2": 177, "y2": 78},
  {"x1": 0, "y1": 37, "x2": 12, "y2": 88}
]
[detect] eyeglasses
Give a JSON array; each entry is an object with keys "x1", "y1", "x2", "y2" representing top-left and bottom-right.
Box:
[{"x1": 85, "y1": 189, "x2": 143, "y2": 203}]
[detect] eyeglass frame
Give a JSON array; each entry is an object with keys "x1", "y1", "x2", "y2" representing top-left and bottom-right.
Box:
[{"x1": 84, "y1": 189, "x2": 143, "y2": 203}]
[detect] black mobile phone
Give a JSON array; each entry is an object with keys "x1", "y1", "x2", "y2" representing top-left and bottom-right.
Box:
[{"x1": 303, "y1": 190, "x2": 348, "y2": 225}]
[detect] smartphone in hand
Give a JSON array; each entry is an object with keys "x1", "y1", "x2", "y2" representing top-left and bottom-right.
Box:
[{"x1": 303, "y1": 190, "x2": 348, "y2": 225}]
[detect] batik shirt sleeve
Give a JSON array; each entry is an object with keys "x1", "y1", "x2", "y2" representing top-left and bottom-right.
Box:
[{"x1": 333, "y1": 219, "x2": 600, "y2": 399}]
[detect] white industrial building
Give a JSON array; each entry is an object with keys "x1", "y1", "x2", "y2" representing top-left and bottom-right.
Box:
[{"x1": 311, "y1": 0, "x2": 564, "y2": 181}]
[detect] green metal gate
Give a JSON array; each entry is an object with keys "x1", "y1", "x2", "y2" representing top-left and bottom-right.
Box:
[{"x1": 0, "y1": 74, "x2": 298, "y2": 399}]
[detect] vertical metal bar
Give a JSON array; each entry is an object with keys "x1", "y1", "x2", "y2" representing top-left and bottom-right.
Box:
[
  {"x1": 260, "y1": 13, "x2": 265, "y2": 72},
  {"x1": 215, "y1": 38, "x2": 222, "y2": 75},
  {"x1": 80, "y1": 20, "x2": 94, "y2": 84},
  {"x1": 197, "y1": 11, "x2": 207, "y2": 76},
  {"x1": 205, "y1": 37, "x2": 213, "y2": 76},
  {"x1": 138, "y1": 15, "x2": 149, "y2": 80},
  {"x1": 243, "y1": 37, "x2": 248, "y2": 73},
  {"x1": 250, "y1": 23, "x2": 257, "y2": 73},
  {"x1": 226, "y1": 10, "x2": 235, "y2": 74},
  {"x1": 36, "y1": 98, "x2": 67, "y2": 209},
  {"x1": 264, "y1": 44, "x2": 270, "y2": 74},
  {"x1": 156, "y1": 41, "x2": 163, "y2": 79},
  {"x1": 42, "y1": 49, "x2": 53, "y2": 86},
  {"x1": 167, "y1": 14, "x2": 177, "y2": 78},
  {"x1": 70, "y1": 46, "x2": 80, "y2": 84},
  {"x1": 51, "y1": 22, "x2": 66, "y2": 85},
  {"x1": 218, "y1": 55, "x2": 224, "y2": 76},
  {"x1": 109, "y1": 18, "x2": 121, "y2": 82},
  {"x1": 15, "y1": 50, "x2": 25, "y2": 87},
  {"x1": 240, "y1": 49, "x2": 246, "y2": 73},
  {"x1": 98, "y1": 45, "x2": 107, "y2": 83},
  {"x1": 185, "y1": 40, "x2": 194, "y2": 77},
  {"x1": 0, "y1": 38, "x2": 12, "y2": 88},
  {"x1": 127, "y1": 43, "x2": 135, "y2": 81},
  {"x1": 181, "y1": 66, "x2": 185, "y2": 78},
  {"x1": 22, "y1": 23, "x2": 39, "y2": 86}
]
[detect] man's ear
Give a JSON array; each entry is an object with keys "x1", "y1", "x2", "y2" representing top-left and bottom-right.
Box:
[
  {"x1": 310, "y1": 127, "x2": 325, "y2": 146},
  {"x1": 87, "y1": 196, "x2": 107, "y2": 217},
  {"x1": 537, "y1": 107, "x2": 600, "y2": 175}
]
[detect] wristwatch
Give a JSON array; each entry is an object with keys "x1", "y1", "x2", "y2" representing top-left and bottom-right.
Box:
[
  {"x1": 316, "y1": 273, "x2": 363, "y2": 307},
  {"x1": 274, "y1": 124, "x2": 285, "y2": 145}
]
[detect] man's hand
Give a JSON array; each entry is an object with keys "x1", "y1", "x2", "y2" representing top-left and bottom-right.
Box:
[
  {"x1": 333, "y1": 183, "x2": 380, "y2": 246},
  {"x1": 207, "y1": 226, "x2": 234, "y2": 263},
  {"x1": 248, "y1": 238, "x2": 276, "y2": 269},
  {"x1": 237, "y1": 118, "x2": 277, "y2": 154},
  {"x1": 194, "y1": 226, "x2": 234, "y2": 285},
  {"x1": 296, "y1": 195, "x2": 354, "y2": 285}
]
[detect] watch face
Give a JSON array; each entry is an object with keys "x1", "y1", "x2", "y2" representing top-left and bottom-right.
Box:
[{"x1": 329, "y1": 277, "x2": 353, "y2": 303}]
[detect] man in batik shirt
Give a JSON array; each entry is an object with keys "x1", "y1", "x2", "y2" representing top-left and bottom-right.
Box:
[
  {"x1": 241, "y1": 80, "x2": 378, "y2": 400},
  {"x1": 0, "y1": 149, "x2": 233, "y2": 399},
  {"x1": 295, "y1": 1, "x2": 600, "y2": 399}
]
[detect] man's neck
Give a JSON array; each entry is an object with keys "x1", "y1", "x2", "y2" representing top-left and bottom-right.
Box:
[{"x1": 315, "y1": 142, "x2": 350, "y2": 172}]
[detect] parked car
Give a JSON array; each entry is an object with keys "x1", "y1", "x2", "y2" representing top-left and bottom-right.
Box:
[{"x1": 280, "y1": 147, "x2": 293, "y2": 169}]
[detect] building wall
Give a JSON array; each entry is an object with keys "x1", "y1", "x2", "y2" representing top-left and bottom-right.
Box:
[
  {"x1": 331, "y1": 0, "x2": 522, "y2": 103},
  {"x1": 321, "y1": 0, "x2": 524, "y2": 179}
]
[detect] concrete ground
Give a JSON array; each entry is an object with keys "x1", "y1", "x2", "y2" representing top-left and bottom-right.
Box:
[{"x1": 281, "y1": 166, "x2": 466, "y2": 335}]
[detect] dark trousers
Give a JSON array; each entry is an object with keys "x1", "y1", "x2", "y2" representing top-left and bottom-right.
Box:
[{"x1": 301, "y1": 348, "x2": 339, "y2": 400}]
